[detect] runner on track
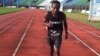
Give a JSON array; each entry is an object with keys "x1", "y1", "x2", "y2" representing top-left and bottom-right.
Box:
[{"x1": 44, "y1": 1, "x2": 68, "y2": 56}]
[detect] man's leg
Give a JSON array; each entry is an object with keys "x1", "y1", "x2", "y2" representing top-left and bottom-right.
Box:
[
  {"x1": 54, "y1": 46, "x2": 60, "y2": 56},
  {"x1": 51, "y1": 44, "x2": 54, "y2": 56},
  {"x1": 54, "y1": 37, "x2": 62, "y2": 56},
  {"x1": 48, "y1": 38, "x2": 54, "y2": 56}
]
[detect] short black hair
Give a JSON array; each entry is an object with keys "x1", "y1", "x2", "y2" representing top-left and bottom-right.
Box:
[{"x1": 51, "y1": 1, "x2": 60, "y2": 7}]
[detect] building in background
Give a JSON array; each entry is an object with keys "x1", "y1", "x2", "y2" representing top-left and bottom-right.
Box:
[{"x1": 89, "y1": 0, "x2": 100, "y2": 21}]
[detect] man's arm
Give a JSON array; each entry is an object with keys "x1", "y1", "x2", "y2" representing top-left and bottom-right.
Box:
[
  {"x1": 62, "y1": 13, "x2": 68, "y2": 39},
  {"x1": 44, "y1": 11, "x2": 51, "y2": 28}
]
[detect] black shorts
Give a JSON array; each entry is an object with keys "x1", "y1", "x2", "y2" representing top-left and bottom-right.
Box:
[{"x1": 48, "y1": 29, "x2": 62, "y2": 48}]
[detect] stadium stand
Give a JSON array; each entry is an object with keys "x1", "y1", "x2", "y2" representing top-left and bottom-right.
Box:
[
  {"x1": 64, "y1": 0, "x2": 80, "y2": 6},
  {"x1": 63, "y1": 0, "x2": 90, "y2": 12},
  {"x1": 64, "y1": 0, "x2": 89, "y2": 6},
  {"x1": 15, "y1": 0, "x2": 27, "y2": 6},
  {"x1": 31, "y1": 0, "x2": 46, "y2": 6},
  {"x1": 0, "y1": 0, "x2": 2, "y2": 6},
  {"x1": 0, "y1": 0, "x2": 45, "y2": 7},
  {"x1": 75, "y1": 0, "x2": 88, "y2": 6},
  {"x1": 0, "y1": 0, "x2": 90, "y2": 11}
]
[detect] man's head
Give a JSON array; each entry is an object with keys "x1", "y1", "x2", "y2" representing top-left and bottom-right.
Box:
[{"x1": 51, "y1": 1, "x2": 61, "y2": 14}]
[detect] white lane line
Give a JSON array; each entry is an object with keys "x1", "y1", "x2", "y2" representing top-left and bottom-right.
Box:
[
  {"x1": 0, "y1": 11, "x2": 26, "y2": 20},
  {"x1": 68, "y1": 30, "x2": 100, "y2": 56},
  {"x1": 0, "y1": 11, "x2": 30, "y2": 34},
  {"x1": 0, "y1": 16, "x2": 23, "y2": 34},
  {"x1": 68, "y1": 22, "x2": 100, "y2": 38},
  {"x1": 78, "y1": 26, "x2": 100, "y2": 38},
  {"x1": 12, "y1": 17, "x2": 33, "y2": 56}
]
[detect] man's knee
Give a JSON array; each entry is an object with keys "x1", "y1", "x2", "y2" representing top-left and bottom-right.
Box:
[{"x1": 54, "y1": 45, "x2": 60, "y2": 52}]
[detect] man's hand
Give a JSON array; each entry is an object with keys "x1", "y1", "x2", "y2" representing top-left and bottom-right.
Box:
[
  {"x1": 45, "y1": 23, "x2": 51, "y2": 27},
  {"x1": 44, "y1": 21, "x2": 52, "y2": 27}
]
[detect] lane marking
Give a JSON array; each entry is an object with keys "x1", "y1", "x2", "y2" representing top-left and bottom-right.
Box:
[
  {"x1": 0, "y1": 11, "x2": 29, "y2": 34},
  {"x1": 12, "y1": 17, "x2": 34, "y2": 56},
  {"x1": 68, "y1": 22, "x2": 100, "y2": 38},
  {"x1": 0, "y1": 15, "x2": 25, "y2": 34},
  {"x1": 78, "y1": 26, "x2": 100, "y2": 38},
  {"x1": 0, "y1": 10, "x2": 26, "y2": 20},
  {"x1": 68, "y1": 30, "x2": 100, "y2": 56}
]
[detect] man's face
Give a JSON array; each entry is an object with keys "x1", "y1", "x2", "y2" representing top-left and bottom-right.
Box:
[{"x1": 51, "y1": 3, "x2": 60, "y2": 13}]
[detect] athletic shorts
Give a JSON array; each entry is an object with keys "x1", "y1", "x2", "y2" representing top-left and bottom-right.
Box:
[{"x1": 48, "y1": 29, "x2": 62, "y2": 48}]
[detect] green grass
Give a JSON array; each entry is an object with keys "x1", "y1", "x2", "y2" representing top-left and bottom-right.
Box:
[
  {"x1": 64, "y1": 11, "x2": 100, "y2": 29},
  {"x1": 0, "y1": 7, "x2": 25, "y2": 15}
]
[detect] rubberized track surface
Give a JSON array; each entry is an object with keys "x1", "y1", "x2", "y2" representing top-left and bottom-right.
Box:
[{"x1": 0, "y1": 9, "x2": 100, "y2": 56}]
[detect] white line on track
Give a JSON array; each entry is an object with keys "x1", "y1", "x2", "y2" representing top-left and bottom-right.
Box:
[
  {"x1": 68, "y1": 30, "x2": 100, "y2": 56},
  {"x1": 78, "y1": 26, "x2": 100, "y2": 38},
  {"x1": 68, "y1": 22, "x2": 100, "y2": 38},
  {"x1": 12, "y1": 17, "x2": 33, "y2": 56},
  {"x1": 0, "y1": 15, "x2": 24, "y2": 34},
  {"x1": 0, "y1": 11, "x2": 25, "y2": 20}
]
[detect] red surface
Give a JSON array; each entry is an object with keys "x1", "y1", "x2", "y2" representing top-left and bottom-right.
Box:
[
  {"x1": 0, "y1": 9, "x2": 34, "y2": 56},
  {"x1": 68, "y1": 19, "x2": 100, "y2": 54},
  {"x1": 0, "y1": 9, "x2": 99, "y2": 56}
]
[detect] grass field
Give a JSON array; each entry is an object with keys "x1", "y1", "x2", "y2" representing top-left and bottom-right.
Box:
[
  {"x1": 0, "y1": 7, "x2": 25, "y2": 15},
  {"x1": 64, "y1": 11, "x2": 100, "y2": 29}
]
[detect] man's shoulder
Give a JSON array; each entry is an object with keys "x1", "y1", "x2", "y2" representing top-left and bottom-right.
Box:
[
  {"x1": 58, "y1": 11, "x2": 66, "y2": 17},
  {"x1": 45, "y1": 11, "x2": 52, "y2": 16},
  {"x1": 59, "y1": 11, "x2": 65, "y2": 14},
  {"x1": 47, "y1": 11, "x2": 52, "y2": 14}
]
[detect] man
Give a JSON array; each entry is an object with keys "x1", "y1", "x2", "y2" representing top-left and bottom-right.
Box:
[{"x1": 44, "y1": 1, "x2": 68, "y2": 56}]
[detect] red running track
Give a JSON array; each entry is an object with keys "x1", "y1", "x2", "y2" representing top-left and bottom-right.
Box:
[{"x1": 0, "y1": 9, "x2": 99, "y2": 56}]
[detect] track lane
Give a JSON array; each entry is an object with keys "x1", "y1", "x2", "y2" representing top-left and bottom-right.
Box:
[
  {"x1": 0, "y1": 13, "x2": 26, "y2": 33},
  {"x1": 0, "y1": 9, "x2": 33, "y2": 56},
  {"x1": 0, "y1": 12, "x2": 24, "y2": 24},
  {"x1": 68, "y1": 20, "x2": 100, "y2": 55},
  {"x1": 15, "y1": 9, "x2": 97, "y2": 56},
  {"x1": 0, "y1": 9, "x2": 99, "y2": 56},
  {"x1": 61, "y1": 33, "x2": 96, "y2": 56},
  {"x1": 0, "y1": 10, "x2": 31, "y2": 33},
  {"x1": 0, "y1": 9, "x2": 27, "y2": 18},
  {"x1": 15, "y1": 9, "x2": 50, "y2": 56},
  {"x1": 68, "y1": 19, "x2": 100, "y2": 36}
]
